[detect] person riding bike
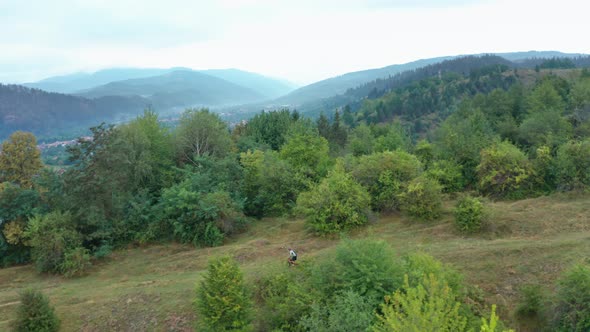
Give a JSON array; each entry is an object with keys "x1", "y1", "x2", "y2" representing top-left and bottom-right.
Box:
[{"x1": 288, "y1": 248, "x2": 297, "y2": 266}]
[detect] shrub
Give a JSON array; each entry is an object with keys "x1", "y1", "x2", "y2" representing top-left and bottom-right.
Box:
[
  {"x1": 311, "y1": 239, "x2": 404, "y2": 307},
  {"x1": 350, "y1": 150, "x2": 422, "y2": 211},
  {"x1": 60, "y1": 247, "x2": 91, "y2": 278},
  {"x1": 555, "y1": 139, "x2": 590, "y2": 191},
  {"x1": 296, "y1": 165, "x2": 371, "y2": 235},
  {"x1": 515, "y1": 284, "x2": 545, "y2": 317},
  {"x1": 425, "y1": 160, "x2": 465, "y2": 193},
  {"x1": 480, "y1": 305, "x2": 514, "y2": 332},
  {"x1": 552, "y1": 263, "x2": 590, "y2": 331},
  {"x1": 454, "y1": 195, "x2": 486, "y2": 233},
  {"x1": 299, "y1": 290, "x2": 374, "y2": 332},
  {"x1": 373, "y1": 274, "x2": 468, "y2": 332},
  {"x1": 398, "y1": 175, "x2": 443, "y2": 221},
  {"x1": 195, "y1": 256, "x2": 252, "y2": 331},
  {"x1": 14, "y1": 289, "x2": 60, "y2": 332},
  {"x1": 24, "y1": 211, "x2": 86, "y2": 275},
  {"x1": 255, "y1": 271, "x2": 315, "y2": 331},
  {"x1": 402, "y1": 252, "x2": 463, "y2": 292},
  {"x1": 476, "y1": 141, "x2": 533, "y2": 199}
]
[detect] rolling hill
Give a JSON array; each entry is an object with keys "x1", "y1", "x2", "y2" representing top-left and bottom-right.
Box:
[{"x1": 75, "y1": 70, "x2": 268, "y2": 108}]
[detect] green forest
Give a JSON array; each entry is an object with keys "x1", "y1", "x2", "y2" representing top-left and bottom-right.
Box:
[{"x1": 1, "y1": 63, "x2": 590, "y2": 331}]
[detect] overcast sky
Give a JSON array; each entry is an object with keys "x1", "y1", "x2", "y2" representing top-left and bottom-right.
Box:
[{"x1": 1, "y1": 0, "x2": 588, "y2": 85}]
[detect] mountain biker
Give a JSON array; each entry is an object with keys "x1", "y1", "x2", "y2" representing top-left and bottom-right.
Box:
[{"x1": 288, "y1": 248, "x2": 297, "y2": 266}]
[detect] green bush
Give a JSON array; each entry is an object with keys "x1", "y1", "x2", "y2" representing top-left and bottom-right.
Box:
[
  {"x1": 296, "y1": 165, "x2": 371, "y2": 235},
  {"x1": 553, "y1": 263, "x2": 590, "y2": 331},
  {"x1": 425, "y1": 160, "x2": 465, "y2": 193},
  {"x1": 398, "y1": 176, "x2": 443, "y2": 221},
  {"x1": 14, "y1": 288, "x2": 60, "y2": 332},
  {"x1": 299, "y1": 290, "x2": 374, "y2": 332},
  {"x1": 480, "y1": 305, "x2": 514, "y2": 332},
  {"x1": 402, "y1": 252, "x2": 463, "y2": 292},
  {"x1": 555, "y1": 139, "x2": 590, "y2": 191},
  {"x1": 311, "y1": 239, "x2": 404, "y2": 307},
  {"x1": 476, "y1": 141, "x2": 533, "y2": 199},
  {"x1": 515, "y1": 284, "x2": 545, "y2": 318},
  {"x1": 255, "y1": 271, "x2": 315, "y2": 331},
  {"x1": 195, "y1": 256, "x2": 252, "y2": 331},
  {"x1": 350, "y1": 150, "x2": 422, "y2": 211},
  {"x1": 59, "y1": 247, "x2": 91, "y2": 278},
  {"x1": 373, "y1": 274, "x2": 468, "y2": 332},
  {"x1": 24, "y1": 211, "x2": 86, "y2": 275},
  {"x1": 454, "y1": 195, "x2": 486, "y2": 233}
]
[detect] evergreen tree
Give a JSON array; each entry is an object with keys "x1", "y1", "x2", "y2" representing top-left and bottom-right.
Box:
[
  {"x1": 14, "y1": 289, "x2": 60, "y2": 332},
  {"x1": 195, "y1": 256, "x2": 252, "y2": 331}
]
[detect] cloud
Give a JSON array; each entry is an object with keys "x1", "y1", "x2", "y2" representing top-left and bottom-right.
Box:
[{"x1": 0, "y1": 0, "x2": 588, "y2": 84}]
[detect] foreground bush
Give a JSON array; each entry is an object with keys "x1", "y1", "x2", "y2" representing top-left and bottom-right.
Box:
[
  {"x1": 299, "y1": 290, "x2": 374, "y2": 332},
  {"x1": 195, "y1": 256, "x2": 252, "y2": 331},
  {"x1": 553, "y1": 263, "x2": 590, "y2": 331},
  {"x1": 14, "y1": 289, "x2": 60, "y2": 332},
  {"x1": 374, "y1": 274, "x2": 468, "y2": 331},
  {"x1": 454, "y1": 195, "x2": 486, "y2": 233},
  {"x1": 311, "y1": 239, "x2": 404, "y2": 307},
  {"x1": 296, "y1": 165, "x2": 371, "y2": 234}
]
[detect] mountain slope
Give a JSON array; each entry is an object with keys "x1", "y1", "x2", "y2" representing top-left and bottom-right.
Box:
[
  {"x1": 76, "y1": 70, "x2": 267, "y2": 108},
  {"x1": 273, "y1": 56, "x2": 454, "y2": 106},
  {"x1": 0, "y1": 84, "x2": 147, "y2": 139},
  {"x1": 201, "y1": 68, "x2": 297, "y2": 99}
]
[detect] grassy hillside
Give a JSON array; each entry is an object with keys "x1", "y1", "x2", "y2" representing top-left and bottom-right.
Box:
[{"x1": 1, "y1": 193, "x2": 588, "y2": 331}]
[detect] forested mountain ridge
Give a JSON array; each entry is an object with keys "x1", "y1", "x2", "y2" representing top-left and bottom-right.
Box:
[{"x1": 0, "y1": 84, "x2": 148, "y2": 140}]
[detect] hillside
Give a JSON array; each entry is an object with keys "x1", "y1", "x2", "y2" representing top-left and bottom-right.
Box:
[
  {"x1": 201, "y1": 68, "x2": 297, "y2": 99},
  {"x1": 0, "y1": 84, "x2": 148, "y2": 140},
  {"x1": 0, "y1": 194, "x2": 588, "y2": 331}
]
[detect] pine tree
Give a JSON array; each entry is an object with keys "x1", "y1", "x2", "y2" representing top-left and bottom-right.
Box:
[
  {"x1": 14, "y1": 289, "x2": 60, "y2": 332},
  {"x1": 195, "y1": 256, "x2": 252, "y2": 331}
]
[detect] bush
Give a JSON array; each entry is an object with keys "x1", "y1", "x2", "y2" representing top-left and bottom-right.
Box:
[
  {"x1": 350, "y1": 150, "x2": 422, "y2": 211},
  {"x1": 299, "y1": 290, "x2": 374, "y2": 332},
  {"x1": 398, "y1": 176, "x2": 443, "y2": 221},
  {"x1": 402, "y1": 252, "x2": 463, "y2": 292},
  {"x1": 296, "y1": 165, "x2": 371, "y2": 235},
  {"x1": 454, "y1": 195, "x2": 486, "y2": 233},
  {"x1": 555, "y1": 139, "x2": 590, "y2": 191},
  {"x1": 515, "y1": 284, "x2": 545, "y2": 318},
  {"x1": 480, "y1": 305, "x2": 514, "y2": 332},
  {"x1": 255, "y1": 271, "x2": 315, "y2": 331},
  {"x1": 373, "y1": 274, "x2": 468, "y2": 332},
  {"x1": 311, "y1": 239, "x2": 404, "y2": 307},
  {"x1": 476, "y1": 141, "x2": 533, "y2": 199},
  {"x1": 552, "y1": 263, "x2": 590, "y2": 331},
  {"x1": 195, "y1": 256, "x2": 252, "y2": 331},
  {"x1": 24, "y1": 211, "x2": 86, "y2": 275},
  {"x1": 13, "y1": 289, "x2": 60, "y2": 332},
  {"x1": 425, "y1": 160, "x2": 465, "y2": 193},
  {"x1": 60, "y1": 247, "x2": 91, "y2": 278}
]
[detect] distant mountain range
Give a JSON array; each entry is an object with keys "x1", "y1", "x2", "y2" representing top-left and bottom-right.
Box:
[
  {"x1": 25, "y1": 68, "x2": 297, "y2": 100},
  {"x1": 2, "y1": 50, "x2": 589, "y2": 140}
]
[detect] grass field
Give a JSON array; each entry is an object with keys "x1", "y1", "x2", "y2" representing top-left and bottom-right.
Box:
[{"x1": 1, "y1": 193, "x2": 589, "y2": 331}]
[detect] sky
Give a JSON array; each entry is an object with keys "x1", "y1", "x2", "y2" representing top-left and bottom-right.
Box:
[{"x1": 1, "y1": 0, "x2": 589, "y2": 85}]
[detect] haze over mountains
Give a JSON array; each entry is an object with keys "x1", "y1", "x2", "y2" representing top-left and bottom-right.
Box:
[{"x1": 2, "y1": 50, "x2": 589, "y2": 140}]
